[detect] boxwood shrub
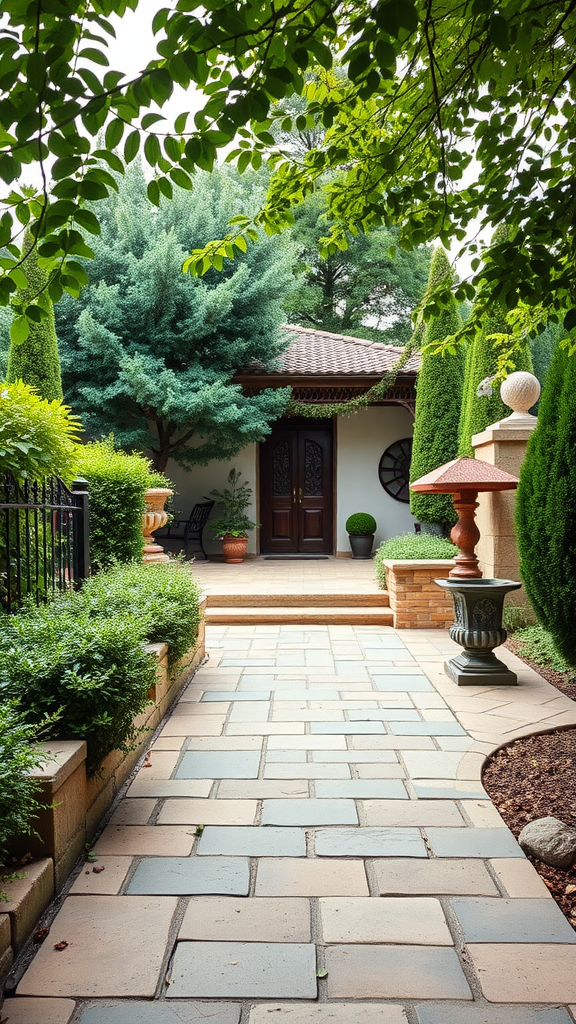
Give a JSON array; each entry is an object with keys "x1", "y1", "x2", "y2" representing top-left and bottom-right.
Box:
[
  {"x1": 346, "y1": 513, "x2": 377, "y2": 535},
  {"x1": 374, "y1": 532, "x2": 458, "y2": 588},
  {"x1": 0, "y1": 702, "x2": 46, "y2": 864}
]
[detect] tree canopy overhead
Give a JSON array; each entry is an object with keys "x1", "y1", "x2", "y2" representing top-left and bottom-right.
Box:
[{"x1": 1, "y1": 0, "x2": 575, "y2": 345}]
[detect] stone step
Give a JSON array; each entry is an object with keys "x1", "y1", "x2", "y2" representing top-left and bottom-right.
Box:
[
  {"x1": 204, "y1": 592, "x2": 389, "y2": 608},
  {"x1": 205, "y1": 605, "x2": 394, "y2": 625}
]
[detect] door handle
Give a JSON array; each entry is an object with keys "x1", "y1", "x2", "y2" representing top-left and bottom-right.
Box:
[
  {"x1": 292, "y1": 488, "x2": 296, "y2": 504},
  {"x1": 299, "y1": 488, "x2": 303, "y2": 503}
]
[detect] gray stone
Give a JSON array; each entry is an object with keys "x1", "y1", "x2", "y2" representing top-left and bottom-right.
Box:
[
  {"x1": 452, "y1": 897, "x2": 576, "y2": 943},
  {"x1": 518, "y1": 816, "x2": 576, "y2": 869},
  {"x1": 373, "y1": 675, "x2": 433, "y2": 691},
  {"x1": 197, "y1": 826, "x2": 306, "y2": 857},
  {"x1": 310, "y1": 722, "x2": 385, "y2": 734},
  {"x1": 166, "y1": 941, "x2": 317, "y2": 999},
  {"x1": 79, "y1": 1004, "x2": 241, "y2": 1024},
  {"x1": 415, "y1": 1005, "x2": 573, "y2": 1024},
  {"x1": 348, "y1": 710, "x2": 421, "y2": 721},
  {"x1": 261, "y1": 799, "x2": 358, "y2": 826},
  {"x1": 177, "y1": 750, "x2": 261, "y2": 779},
  {"x1": 426, "y1": 828, "x2": 522, "y2": 859},
  {"x1": 391, "y1": 722, "x2": 466, "y2": 736},
  {"x1": 315, "y1": 827, "x2": 426, "y2": 858},
  {"x1": 202, "y1": 691, "x2": 270, "y2": 701},
  {"x1": 315, "y1": 780, "x2": 407, "y2": 800},
  {"x1": 127, "y1": 856, "x2": 249, "y2": 895},
  {"x1": 412, "y1": 782, "x2": 487, "y2": 800},
  {"x1": 325, "y1": 944, "x2": 471, "y2": 999}
]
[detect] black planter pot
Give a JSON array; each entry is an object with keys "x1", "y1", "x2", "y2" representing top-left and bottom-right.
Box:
[
  {"x1": 435, "y1": 578, "x2": 522, "y2": 685},
  {"x1": 349, "y1": 534, "x2": 374, "y2": 559}
]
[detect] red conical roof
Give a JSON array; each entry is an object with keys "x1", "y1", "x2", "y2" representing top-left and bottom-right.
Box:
[{"x1": 410, "y1": 456, "x2": 519, "y2": 494}]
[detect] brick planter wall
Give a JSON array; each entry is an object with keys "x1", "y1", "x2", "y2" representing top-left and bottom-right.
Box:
[{"x1": 384, "y1": 559, "x2": 455, "y2": 629}]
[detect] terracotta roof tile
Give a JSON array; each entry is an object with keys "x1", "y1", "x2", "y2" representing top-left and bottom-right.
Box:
[{"x1": 242, "y1": 325, "x2": 420, "y2": 376}]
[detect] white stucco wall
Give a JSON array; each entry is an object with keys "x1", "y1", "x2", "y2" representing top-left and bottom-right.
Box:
[
  {"x1": 165, "y1": 444, "x2": 258, "y2": 555},
  {"x1": 336, "y1": 405, "x2": 416, "y2": 553}
]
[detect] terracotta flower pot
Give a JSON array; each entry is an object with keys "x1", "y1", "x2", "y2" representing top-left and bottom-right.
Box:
[
  {"x1": 221, "y1": 534, "x2": 248, "y2": 564},
  {"x1": 142, "y1": 487, "x2": 173, "y2": 563}
]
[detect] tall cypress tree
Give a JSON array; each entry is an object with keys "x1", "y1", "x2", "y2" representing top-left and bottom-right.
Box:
[
  {"x1": 516, "y1": 344, "x2": 576, "y2": 664},
  {"x1": 409, "y1": 247, "x2": 464, "y2": 528},
  {"x1": 6, "y1": 233, "x2": 63, "y2": 402},
  {"x1": 458, "y1": 227, "x2": 532, "y2": 455}
]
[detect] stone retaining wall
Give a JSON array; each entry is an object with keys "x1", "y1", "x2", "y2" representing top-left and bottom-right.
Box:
[{"x1": 384, "y1": 559, "x2": 455, "y2": 629}]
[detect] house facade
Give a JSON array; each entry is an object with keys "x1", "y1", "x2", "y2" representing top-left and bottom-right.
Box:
[{"x1": 166, "y1": 325, "x2": 420, "y2": 556}]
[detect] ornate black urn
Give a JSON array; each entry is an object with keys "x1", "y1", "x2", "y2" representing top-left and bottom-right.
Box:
[{"x1": 436, "y1": 578, "x2": 521, "y2": 685}]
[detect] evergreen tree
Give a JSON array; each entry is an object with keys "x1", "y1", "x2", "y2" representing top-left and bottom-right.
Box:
[
  {"x1": 516, "y1": 343, "x2": 576, "y2": 664},
  {"x1": 409, "y1": 248, "x2": 464, "y2": 528},
  {"x1": 283, "y1": 190, "x2": 431, "y2": 344},
  {"x1": 55, "y1": 165, "x2": 296, "y2": 472},
  {"x1": 458, "y1": 228, "x2": 533, "y2": 455},
  {"x1": 6, "y1": 234, "x2": 63, "y2": 402}
]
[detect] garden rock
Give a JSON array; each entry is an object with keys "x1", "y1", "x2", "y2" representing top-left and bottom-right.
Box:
[{"x1": 518, "y1": 816, "x2": 576, "y2": 869}]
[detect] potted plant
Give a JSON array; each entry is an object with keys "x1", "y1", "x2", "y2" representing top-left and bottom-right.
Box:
[
  {"x1": 346, "y1": 512, "x2": 377, "y2": 559},
  {"x1": 209, "y1": 468, "x2": 258, "y2": 563}
]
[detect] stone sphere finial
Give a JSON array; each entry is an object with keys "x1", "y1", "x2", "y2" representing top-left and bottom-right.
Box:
[{"x1": 500, "y1": 371, "x2": 540, "y2": 422}]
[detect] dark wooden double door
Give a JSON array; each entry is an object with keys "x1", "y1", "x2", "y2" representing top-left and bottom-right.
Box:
[{"x1": 260, "y1": 421, "x2": 333, "y2": 554}]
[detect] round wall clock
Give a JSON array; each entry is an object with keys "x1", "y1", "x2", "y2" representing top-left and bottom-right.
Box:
[{"x1": 378, "y1": 438, "x2": 413, "y2": 503}]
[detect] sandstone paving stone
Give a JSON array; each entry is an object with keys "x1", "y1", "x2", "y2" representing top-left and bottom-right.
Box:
[
  {"x1": 315, "y1": 780, "x2": 407, "y2": 799},
  {"x1": 264, "y1": 764, "x2": 351, "y2": 780},
  {"x1": 414, "y1": 1004, "x2": 573, "y2": 1024},
  {"x1": 373, "y1": 675, "x2": 433, "y2": 691},
  {"x1": 314, "y1": 826, "x2": 426, "y2": 858},
  {"x1": 93, "y1": 826, "x2": 195, "y2": 857},
  {"x1": 411, "y1": 781, "x2": 487, "y2": 800},
  {"x1": 157, "y1": 799, "x2": 257, "y2": 826},
  {"x1": 227, "y1": 723, "x2": 307, "y2": 735},
  {"x1": 160, "y1": 716, "x2": 226, "y2": 737},
  {"x1": 347, "y1": 709, "x2": 421, "y2": 721},
  {"x1": 248, "y1": 1004, "x2": 408, "y2": 1023},
  {"x1": 312, "y1": 750, "x2": 398, "y2": 762},
  {"x1": 197, "y1": 826, "x2": 306, "y2": 857},
  {"x1": 489, "y1": 858, "x2": 552, "y2": 898},
  {"x1": 128, "y1": 856, "x2": 250, "y2": 896},
  {"x1": 69, "y1": 857, "x2": 131, "y2": 895},
  {"x1": 202, "y1": 692, "x2": 270, "y2": 701},
  {"x1": 140, "y1": 751, "x2": 180, "y2": 777},
  {"x1": 0, "y1": 998, "x2": 76, "y2": 1024},
  {"x1": 187, "y1": 738, "x2": 263, "y2": 750},
  {"x1": 255, "y1": 858, "x2": 369, "y2": 896},
  {"x1": 108, "y1": 799, "x2": 157, "y2": 825},
  {"x1": 320, "y1": 896, "x2": 452, "y2": 944},
  {"x1": 78, "y1": 1003, "x2": 241, "y2": 1024},
  {"x1": 467, "y1": 944, "x2": 576, "y2": 1002},
  {"x1": 425, "y1": 827, "x2": 523, "y2": 859},
  {"x1": 228, "y1": 702, "x2": 270, "y2": 721},
  {"x1": 17, "y1": 896, "x2": 177, "y2": 997},
  {"x1": 402, "y1": 752, "x2": 465, "y2": 778},
  {"x1": 354, "y1": 762, "x2": 406, "y2": 778},
  {"x1": 451, "y1": 897, "x2": 576, "y2": 943},
  {"x1": 266, "y1": 750, "x2": 308, "y2": 762},
  {"x1": 374, "y1": 859, "x2": 499, "y2": 896},
  {"x1": 166, "y1": 941, "x2": 317, "y2": 999},
  {"x1": 176, "y1": 750, "x2": 261, "y2": 779},
  {"x1": 267, "y1": 737, "x2": 347, "y2": 750},
  {"x1": 461, "y1": 802, "x2": 505, "y2": 829},
  {"x1": 217, "y1": 780, "x2": 309, "y2": 798},
  {"x1": 126, "y1": 779, "x2": 213, "y2": 799},
  {"x1": 362, "y1": 800, "x2": 464, "y2": 827},
  {"x1": 179, "y1": 896, "x2": 310, "y2": 942},
  {"x1": 350, "y1": 736, "x2": 435, "y2": 750},
  {"x1": 325, "y1": 944, "x2": 471, "y2": 999},
  {"x1": 261, "y1": 799, "x2": 358, "y2": 826},
  {"x1": 310, "y1": 722, "x2": 385, "y2": 734},
  {"x1": 391, "y1": 722, "x2": 466, "y2": 735}
]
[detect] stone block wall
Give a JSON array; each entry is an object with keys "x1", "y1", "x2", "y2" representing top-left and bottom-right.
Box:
[{"x1": 384, "y1": 559, "x2": 455, "y2": 629}]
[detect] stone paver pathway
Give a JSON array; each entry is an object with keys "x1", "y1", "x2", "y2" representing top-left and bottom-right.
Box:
[{"x1": 8, "y1": 623, "x2": 576, "y2": 1024}]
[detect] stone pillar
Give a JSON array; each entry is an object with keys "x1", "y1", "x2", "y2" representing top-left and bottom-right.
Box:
[{"x1": 472, "y1": 371, "x2": 540, "y2": 611}]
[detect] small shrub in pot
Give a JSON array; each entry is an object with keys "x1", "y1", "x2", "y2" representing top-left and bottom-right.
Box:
[{"x1": 346, "y1": 512, "x2": 377, "y2": 559}]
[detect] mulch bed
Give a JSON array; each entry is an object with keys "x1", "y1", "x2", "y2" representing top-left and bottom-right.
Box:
[{"x1": 505, "y1": 636, "x2": 576, "y2": 700}]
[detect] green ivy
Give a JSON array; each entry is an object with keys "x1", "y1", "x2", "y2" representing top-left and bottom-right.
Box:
[{"x1": 374, "y1": 532, "x2": 457, "y2": 588}]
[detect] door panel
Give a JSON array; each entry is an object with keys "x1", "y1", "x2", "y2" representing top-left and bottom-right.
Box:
[{"x1": 260, "y1": 422, "x2": 333, "y2": 554}]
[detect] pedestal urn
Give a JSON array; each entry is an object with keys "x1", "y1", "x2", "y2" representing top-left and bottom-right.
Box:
[{"x1": 142, "y1": 487, "x2": 173, "y2": 563}]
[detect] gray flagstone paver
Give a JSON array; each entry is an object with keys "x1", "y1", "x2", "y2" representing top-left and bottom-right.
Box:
[{"x1": 14, "y1": 599, "x2": 576, "y2": 1019}]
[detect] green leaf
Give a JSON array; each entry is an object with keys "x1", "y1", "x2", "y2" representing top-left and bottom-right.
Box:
[
  {"x1": 174, "y1": 112, "x2": 189, "y2": 134},
  {"x1": 124, "y1": 130, "x2": 140, "y2": 163},
  {"x1": 489, "y1": 12, "x2": 510, "y2": 51},
  {"x1": 142, "y1": 112, "x2": 166, "y2": 129},
  {"x1": 157, "y1": 176, "x2": 173, "y2": 199},
  {"x1": 144, "y1": 134, "x2": 161, "y2": 166},
  {"x1": 564, "y1": 308, "x2": 576, "y2": 333},
  {"x1": 169, "y1": 167, "x2": 193, "y2": 190},
  {"x1": 79, "y1": 47, "x2": 109, "y2": 66},
  {"x1": 147, "y1": 179, "x2": 160, "y2": 206},
  {"x1": 105, "y1": 118, "x2": 124, "y2": 149},
  {"x1": 10, "y1": 316, "x2": 29, "y2": 345}
]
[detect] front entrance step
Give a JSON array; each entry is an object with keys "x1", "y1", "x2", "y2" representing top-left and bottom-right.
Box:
[
  {"x1": 206, "y1": 606, "x2": 394, "y2": 625},
  {"x1": 205, "y1": 592, "x2": 389, "y2": 608}
]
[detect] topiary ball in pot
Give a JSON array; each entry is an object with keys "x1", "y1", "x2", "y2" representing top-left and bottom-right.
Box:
[{"x1": 346, "y1": 512, "x2": 377, "y2": 559}]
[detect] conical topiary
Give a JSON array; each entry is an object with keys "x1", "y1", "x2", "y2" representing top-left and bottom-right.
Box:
[
  {"x1": 409, "y1": 247, "x2": 464, "y2": 528},
  {"x1": 516, "y1": 343, "x2": 576, "y2": 665},
  {"x1": 6, "y1": 233, "x2": 63, "y2": 402},
  {"x1": 458, "y1": 226, "x2": 532, "y2": 455}
]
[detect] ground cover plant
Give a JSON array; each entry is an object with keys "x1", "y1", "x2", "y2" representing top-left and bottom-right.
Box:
[
  {"x1": 0, "y1": 561, "x2": 202, "y2": 772},
  {"x1": 0, "y1": 702, "x2": 46, "y2": 865},
  {"x1": 374, "y1": 532, "x2": 457, "y2": 587}
]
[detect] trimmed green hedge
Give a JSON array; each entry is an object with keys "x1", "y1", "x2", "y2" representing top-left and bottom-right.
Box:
[
  {"x1": 374, "y1": 532, "x2": 458, "y2": 588},
  {"x1": 346, "y1": 512, "x2": 377, "y2": 535},
  {"x1": 0, "y1": 561, "x2": 202, "y2": 773},
  {"x1": 0, "y1": 702, "x2": 45, "y2": 865}
]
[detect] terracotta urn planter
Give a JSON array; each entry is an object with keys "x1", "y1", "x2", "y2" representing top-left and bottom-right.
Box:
[
  {"x1": 142, "y1": 487, "x2": 173, "y2": 563},
  {"x1": 221, "y1": 534, "x2": 248, "y2": 564}
]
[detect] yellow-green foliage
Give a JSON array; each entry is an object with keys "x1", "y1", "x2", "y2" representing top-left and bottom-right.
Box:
[
  {"x1": 409, "y1": 248, "x2": 464, "y2": 526},
  {"x1": 7, "y1": 235, "x2": 63, "y2": 403},
  {"x1": 0, "y1": 380, "x2": 80, "y2": 482}
]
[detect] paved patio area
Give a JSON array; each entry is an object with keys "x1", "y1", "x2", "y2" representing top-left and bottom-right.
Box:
[
  {"x1": 7, "y1": 619, "x2": 576, "y2": 1024},
  {"x1": 191, "y1": 556, "x2": 381, "y2": 598}
]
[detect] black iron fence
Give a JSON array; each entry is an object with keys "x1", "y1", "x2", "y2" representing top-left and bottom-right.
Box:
[{"x1": 1, "y1": 474, "x2": 90, "y2": 613}]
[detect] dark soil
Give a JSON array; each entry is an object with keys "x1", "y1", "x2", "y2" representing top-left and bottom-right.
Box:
[
  {"x1": 483, "y1": 728, "x2": 576, "y2": 928},
  {"x1": 505, "y1": 636, "x2": 576, "y2": 700}
]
